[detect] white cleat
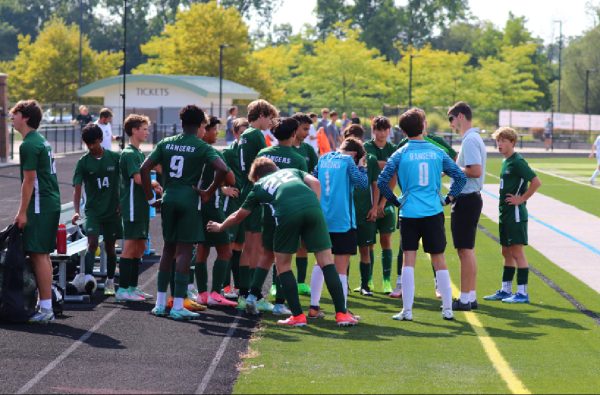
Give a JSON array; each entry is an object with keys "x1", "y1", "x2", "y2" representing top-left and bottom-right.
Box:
[
  {"x1": 442, "y1": 308, "x2": 454, "y2": 321},
  {"x1": 392, "y1": 309, "x2": 413, "y2": 321}
]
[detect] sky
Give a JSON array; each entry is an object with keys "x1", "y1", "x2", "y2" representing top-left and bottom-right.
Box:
[{"x1": 272, "y1": 0, "x2": 599, "y2": 43}]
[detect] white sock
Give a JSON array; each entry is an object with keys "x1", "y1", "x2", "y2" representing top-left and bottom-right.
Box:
[
  {"x1": 459, "y1": 292, "x2": 470, "y2": 304},
  {"x1": 401, "y1": 267, "x2": 414, "y2": 311},
  {"x1": 173, "y1": 297, "x2": 184, "y2": 310},
  {"x1": 469, "y1": 290, "x2": 477, "y2": 303},
  {"x1": 156, "y1": 291, "x2": 167, "y2": 307},
  {"x1": 40, "y1": 299, "x2": 52, "y2": 310},
  {"x1": 592, "y1": 169, "x2": 600, "y2": 181},
  {"x1": 188, "y1": 283, "x2": 196, "y2": 291},
  {"x1": 339, "y1": 274, "x2": 348, "y2": 308},
  {"x1": 395, "y1": 275, "x2": 402, "y2": 288},
  {"x1": 517, "y1": 284, "x2": 528, "y2": 295},
  {"x1": 436, "y1": 270, "x2": 452, "y2": 310},
  {"x1": 502, "y1": 281, "x2": 512, "y2": 293},
  {"x1": 310, "y1": 265, "x2": 324, "y2": 307}
]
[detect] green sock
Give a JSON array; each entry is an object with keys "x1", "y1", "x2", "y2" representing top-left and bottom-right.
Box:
[
  {"x1": 278, "y1": 270, "x2": 302, "y2": 316},
  {"x1": 174, "y1": 272, "x2": 188, "y2": 298},
  {"x1": 84, "y1": 251, "x2": 95, "y2": 275},
  {"x1": 296, "y1": 257, "x2": 308, "y2": 283},
  {"x1": 239, "y1": 265, "x2": 249, "y2": 296},
  {"x1": 106, "y1": 254, "x2": 117, "y2": 279},
  {"x1": 195, "y1": 262, "x2": 208, "y2": 293},
  {"x1": 360, "y1": 262, "x2": 370, "y2": 288},
  {"x1": 169, "y1": 264, "x2": 175, "y2": 296},
  {"x1": 250, "y1": 267, "x2": 269, "y2": 298},
  {"x1": 230, "y1": 250, "x2": 241, "y2": 288},
  {"x1": 272, "y1": 265, "x2": 277, "y2": 286},
  {"x1": 368, "y1": 249, "x2": 375, "y2": 281},
  {"x1": 157, "y1": 270, "x2": 170, "y2": 293},
  {"x1": 249, "y1": 268, "x2": 256, "y2": 287},
  {"x1": 130, "y1": 258, "x2": 140, "y2": 287},
  {"x1": 322, "y1": 264, "x2": 346, "y2": 313},
  {"x1": 275, "y1": 273, "x2": 285, "y2": 302},
  {"x1": 382, "y1": 249, "x2": 392, "y2": 281},
  {"x1": 211, "y1": 259, "x2": 228, "y2": 293},
  {"x1": 118, "y1": 258, "x2": 131, "y2": 289}
]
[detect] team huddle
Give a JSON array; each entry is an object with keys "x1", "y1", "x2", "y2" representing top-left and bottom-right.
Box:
[{"x1": 9, "y1": 98, "x2": 541, "y2": 325}]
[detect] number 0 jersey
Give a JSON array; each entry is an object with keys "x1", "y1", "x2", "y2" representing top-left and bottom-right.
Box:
[{"x1": 73, "y1": 149, "x2": 120, "y2": 220}]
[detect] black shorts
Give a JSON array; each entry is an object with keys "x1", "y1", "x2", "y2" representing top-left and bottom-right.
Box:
[
  {"x1": 450, "y1": 192, "x2": 483, "y2": 249},
  {"x1": 399, "y1": 212, "x2": 446, "y2": 254},
  {"x1": 329, "y1": 229, "x2": 357, "y2": 255}
]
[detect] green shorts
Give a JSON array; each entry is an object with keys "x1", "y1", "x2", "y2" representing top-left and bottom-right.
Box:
[
  {"x1": 201, "y1": 205, "x2": 231, "y2": 246},
  {"x1": 243, "y1": 206, "x2": 263, "y2": 233},
  {"x1": 273, "y1": 207, "x2": 331, "y2": 254},
  {"x1": 223, "y1": 197, "x2": 245, "y2": 244},
  {"x1": 24, "y1": 211, "x2": 60, "y2": 253},
  {"x1": 356, "y1": 219, "x2": 377, "y2": 247},
  {"x1": 376, "y1": 205, "x2": 396, "y2": 234},
  {"x1": 86, "y1": 216, "x2": 123, "y2": 240},
  {"x1": 122, "y1": 219, "x2": 149, "y2": 240},
  {"x1": 161, "y1": 198, "x2": 203, "y2": 243},
  {"x1": 499, "y1": 220, "x2": 528, "y2": 246}
]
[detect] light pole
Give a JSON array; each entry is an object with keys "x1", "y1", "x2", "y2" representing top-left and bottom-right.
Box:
[
  {"x1": 554, "y1": 20, "x2": 563, "y2": 112},
  {"x1": 408, "y1": 53, "x2": 415, "y2": 108},
  {"x1": 219, "y1": 44, "x2": 229, "y2": 119},
  {"x1": 120, "y1": 0, "x2": 128, "y2": 149},
  {"x1": 78, "y1": 0, "x2": 83, "y2": 90},
  {"x1": 585, "y1": 68, "x2": 597, "y2": 136}
]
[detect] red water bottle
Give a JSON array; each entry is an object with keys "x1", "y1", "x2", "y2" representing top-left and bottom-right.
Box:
[{"x1": 56, "y1": 224, "x2": 67, "y2": 254}]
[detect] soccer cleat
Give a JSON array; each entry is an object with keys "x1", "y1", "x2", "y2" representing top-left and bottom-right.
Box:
[
  {"x1": 348, "y1": 309, "x2": 361, "y2": 321},
  {"x1": 84, "y1": 274, "x2": 97, "y2": 295},
  {"x1": 452, "y1": 298, "x2": 472, "y2": 311},
  {"x1": 185, "y1": 298, "x2": 207, "y2": 311},
  {"x1": 269, "y1": 284, "x2": 277, "y2": 297},
  {"x1": 223, "y1": 286, "x2": 238, "y2": 300},
  {"x1": 131, "y1": 287, "x2": 153, "y2": 300},
  {"x1": 308, "y1": 307, "x2": 325, "y2": 319},
  {"x1": 277, "y1": 313, "x2": 308, "y2": 327},
  {"x1": 151, "y1": 305, "x2": 168, "y2": 317},
  {"x1": 103, "y1": 279, "x2": 115, "y2": 296},
  {"x1": 196, "y1": 291, "x2": 209, "y2": 306},
  {"x1": 470, "y1": 300, "x2": 478, "y2": 310},
  {"x1": 360, "y1": 287, "x2": 373, "y2": 296},
  {"x1": 483, "y1": 290, "x2": 512, "y2": 301},
  {"x1": 272, "y1": 304, "x2": 292, "y2": 315},
  {"x1": 256, "y1": 298, "x2": 274, "y2": 313},
  {"x1": 352, "y1": 286, "x2": 362, "y2": 293},
  {"x1": 187, "y1": 287, "x2": 199, "y2": 301},
  {"x1": 29, "y1": 308, "x2": 55, "y2": 324},
  {"x1": 389, "y1": 287, "x2": 402, "y2": 299},
  {"x1": 442, "y1": 308, "x2": 454, "y2": 320},
  {"x1": 382, "y1": 279, "x2": 393, "y2": 294},
  {"x1": 335, "y1": 312, "x2": 358, "y2": 326},
  {"x1": 169, "y1": 307, "x2": 200, "y2": 320},
  {"x1": 245, "y1": 294, "x2": 259, "y2": 315},
  {"x1": 236, "y1": 296, "x2": 247, "y2": 311},
  {"x1": 115, "y1": 288, "x2": 145, "y2": 302},
  {"x1": 297, "y1": 283, "x2": 311, "y2": 296},
  {"x1": 502, "y1": 293, "x2": 530, "y2": 304},
  {"x1": 392, "y1": 309, "x2": 413, "y2": 321},
  {"x1": 208, "y1": 291, "x2": 238, "y2": 307}
]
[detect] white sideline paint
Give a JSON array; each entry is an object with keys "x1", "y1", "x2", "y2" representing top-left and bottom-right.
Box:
[
  {"x1": 195, "y1": 312, "x2": 241, "y2": 394},
  {"x1": 480, "y1": 184, "x2": 600, "y2": 293},
  {"x1": 530, "y1": 167, "x2": 598, "y2": 189},
  {"x1": 17, "y1": 272, "x2": 158, "y2": 394}
]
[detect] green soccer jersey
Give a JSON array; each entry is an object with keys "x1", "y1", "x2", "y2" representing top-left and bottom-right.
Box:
[
  {"x1": 19, "y1": 131, "x2": 60, "y2": 214},
  {"x1": 222, "y1": 140, "x2": 243, "y2": 191},
  {"x1": 148, "y1": 133, "x2": 220, "y2": 198},
  {"x1": 397, "y1": 135, "x2": 457, "y2": 160},
  {"x1": 353, "y1": 153, "x2": 380, "y2": 221},
  {"x1": 257, "y1": 145, "x2": 308, "y2": 172},
  {"x1": 120, "y1": 144, "x2": 146, "y2": 222},
  {"x1": 199, "y1": 150, "x2": 229, "y2": 208},
  {"x1": 238, "y1": 127, "x2": 267, "y2": 189},
  {"x1": 294, "y1": 142, "x2": 318, "y2": 173},
  {"x1": 73, "y1": 149, "x2": 120, "y2": 220},
  {"x1": 499, "y1": 152, "x2": 536, "y2": 223},
  {"x1": 242, "y1": 169, "x2": 320, "y2": 220},
  {"x1": 365, "y1": 140, "x2": 396, "y2": 207}
]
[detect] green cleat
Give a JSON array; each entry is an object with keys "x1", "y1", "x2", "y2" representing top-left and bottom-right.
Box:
[
  {"x1": 256, "y1": 298, "x2": 275, "y2": 312},
  {"x1": 297, "y1": 283, "x2": 311, "y2": 295},
  {"x1": 168, "y1": 307, "x2": 200, "y2": 320},
  {"x1": 269, "y1": 284, "x2": 277, "y2": 297},
  {"x1": 151, "y1": 305, "x2": 169, "y2": 317},
  {"x1": 382, "y1": 279, "x2": 393, "y2": 294},
  {"x1": 368, "y1": 279, "x2": 374, "y2": 290},
  {"x1": 236, "y1": 296, "x2": 247, "y2": 311}
]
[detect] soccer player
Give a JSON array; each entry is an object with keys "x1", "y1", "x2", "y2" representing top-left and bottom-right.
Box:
[
  {"x1": 11, "y1": 100, "x2": 61, "y2": 323},
  {"x1": 71, "y1": 123, "x2": 122, "y2": 298},
  {"x1": 344, "y1": 124, "x2": 380, "y2": 296},
  {"x1": 220, "y1": 118, "x2": 249, "y2": 299},
  {"x1": 118, "y1": 114, "x2": 163, "y2": 301},
  {"x1": 195, "y1": 116, "x2": 238, "y2": 308},
  {"x1": 207, "y1": 158, "x2": 357, "y2": 327},
  {"x1": 309, "y1": 137, "x2": 368, "y2": 319},
  {"x1": 364, "y1": 116, "x2": 397, "y2": 294},
  {"x1": 378, "y1": 108, "x2": 466, "y2": 321},
  {"x1": 140, "y1": 105, "x2": 228, "y2": 320},
  {"x1": 484, "y1": 127, "x2": 541, "y2": 304},
  {"x1": 245, "y1": 117, "x2": 308, "y2": 315},
  {"x1": 237, "y1": 99, "x2": 278, "y2": 310},
  {"x1": 589, "y1": 133, "x2": 600, "y2": 185}
]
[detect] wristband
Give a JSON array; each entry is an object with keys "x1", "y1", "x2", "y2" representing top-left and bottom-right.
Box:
[{"x1": 147, "y1": 197, "x2": 157, "y2": 205}]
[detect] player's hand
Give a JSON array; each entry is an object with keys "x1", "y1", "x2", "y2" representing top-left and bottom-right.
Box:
[
  {"x1": 505, "y1": 194, "x2": 523, "y2": 206},
  {"x1": 150, "y1": 199, "x2": 162, "y2": 208},
  {"x1": 199, "y1": 189, "x2": 213, "y2": 203},
  {"x1": 206, "y1": 221, "x2": 222, "y2": 233},
  {"x1": 15, "y1": 211, "x2": 27, "y2": 229},
  {"x1": 358, "y1": 155, "x2": 367, "y2": 168},
  {"x1": 71, "y1": 212, "x2": 80, "y2": 225},
  {"x1": 367, "y1": 207, "x2": 378, "y2": 222},
  {"x1": 151, "y1": 180, "x2": 163, "y2": 195},
  {"x1": 221, "y1": 186, "x2": 239, "y2": 198}
]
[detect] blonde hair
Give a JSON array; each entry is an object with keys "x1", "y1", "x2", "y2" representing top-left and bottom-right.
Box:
[
  {"x1": 492, "y1": 127, "x2": 518, "y2": 144},
  {"x1": 248, "y1": 157, "x2": 278, "y2": 182}
]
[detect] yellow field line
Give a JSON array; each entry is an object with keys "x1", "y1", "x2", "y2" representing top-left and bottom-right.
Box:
[{"x1": 449, "y1": 282, "x2": 530, "y2": 394}]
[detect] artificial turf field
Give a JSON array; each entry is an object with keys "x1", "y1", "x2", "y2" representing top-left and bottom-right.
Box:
[{"x1": 233, "y1": 156, "x2": 600, "y2": 394}]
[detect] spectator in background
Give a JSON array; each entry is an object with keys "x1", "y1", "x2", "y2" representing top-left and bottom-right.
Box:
[
  {"x1": 74, "y1": 105, "x2": 93, "y2": 129},
  {"x1": 317, "y1": 108, "x2": 329, "y2": 131},
  {"x1": 95, "y1": 108, "x2": 116, "y2": 151},
  {"x1": 326, "y1": 111, "x2": 341, "y2": 150},
  {"x1": 307, "y1": 113, "x2": 319, "y2": 154},
  {"x1": 341, "y1": 112, "x2": 351, "y2": 132},
  {"x1": 351, "y1": 111, "x2": 361, "y2": 125},
  {"x1": 226, "y1": 106, "x2": 238, "y2": 145},
  {"x1": 544, "y1": 117, "x2": 553, "y2": 151}
]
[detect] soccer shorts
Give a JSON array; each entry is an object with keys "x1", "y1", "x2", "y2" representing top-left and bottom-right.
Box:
[
  {"x1": 201, "y1": 205, "x2": 231, "y2": 246},
  {"x1": 330, "y1": 229, "x2": 358, "y2": 255},
  {"x1": 356, "y1": 220, "x2": 376, "y2": 247},
  {"x1": 23, "y1": 211, "x2": 60, "y2": 253},
  {"x1": 273, "y1": 207, "x2": 331, "y2": 254},
  {"x1": 161, "y1": 197, "x2": 203, "y2": 243},
  {"x1": 86, "y1": 216, "x2": 123, "y2": 241},
  {"x1": 451, "y1": 192, "x2": 483, "y2": 249},
  {"x1": 499, "y1": 220, "x2": 528, "y2": 246},
  {"x1": 376, "y1": 205, "x2": 396, "y2": 234},
  {"x1": 122, "y1": 209, "x2": 149, "y2": 240},
  {"x1": 243, "y1": 207, "x2": 262, "y2": 233},
  {"x1": 399, "y1": 212, "x2": 446, "y2": 254}
]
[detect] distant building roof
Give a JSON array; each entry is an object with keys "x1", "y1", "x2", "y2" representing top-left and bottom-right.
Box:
[{"x1": 77, "y1": 74, "x2": 259, "y2": 100}]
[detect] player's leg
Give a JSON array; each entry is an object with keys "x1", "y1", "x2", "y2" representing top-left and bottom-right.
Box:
[
  {"x1": 377, "y1": 206, "x2": 395, "y2": 293},
  {"x1": 484, "y1": 222, "x2": 516, "y2": 301},
  {"x1": 392, "y1": 216, "x2": 419, "y2": 321},
  {"x1": 118, "y1": 239, "x2": 145, "y2": 301},
  {"x1": 591, "y1": 162, "x2": 600, "y2": 185},
  {"x1": 169, "y1": 242, "x2": 200, "y2": 320},
  {"x1": 422, "y1": 213, "x2": 453, "y2": 320},
  {"x1": 207, "y1": 244, "x2": 237, "y2": 307},
  {"x1": 295, "y1": 243, "x2": 310, "y2": 295},
  {"x1": 274, "y1": 253, "x2": 306, "y2": 327},
  {"x1": 357, "y1": 245, "x2": 373, "y2": 296},
  {"x1": 502, "y1": 221, "x2": 530, "y2": 304},
  {"x1": 195, "y1": 243, "x2": 210, "y2": 303},
  {"x1": 152, "y1": 241, "x2": 176, "y2": 317}
]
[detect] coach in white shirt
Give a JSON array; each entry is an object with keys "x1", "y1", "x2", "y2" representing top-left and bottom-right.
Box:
[{"x1": 95, "y1": 108, "x2": 115, "y2": 151}]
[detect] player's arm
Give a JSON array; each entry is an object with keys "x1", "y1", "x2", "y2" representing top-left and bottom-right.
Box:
[
  {"x1": 207, "y1": 208, "x2": 251, "y2": 233},
  {"x1": 303, "y1": 173, "x2": 321, "y2": 201},
  {"x1": 15, "y1": 170, "x2": 35, "y2": 228},
  {"x1": 462, "y1": 164, "x2": 482, "y2": 178},
  {"x1": 199, "y1": 157, "x2": 228, "y2": 203},
  {"x1": 442, "y1": 155, "x2": 467, "y2": 203},
  {"x1": 505, "y1": 176, "x2": 541, "y2": 206},
  {"x1": 377, "y1": 155, "x2": 400, "y2": 207},
  {"x1": 72, "y1": 184, "x2": 83, "y2": 224},
  {"x1": 367, "y1": 181, "x2": 379, "y2": 221},
  {"x1": 140, "y1": 157, "x2": 160, "y2": 207}
]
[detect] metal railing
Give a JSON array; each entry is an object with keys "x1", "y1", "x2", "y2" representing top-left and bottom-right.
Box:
[{"x1": 10, "y1": 124, "x2": 83, "y2": 159}]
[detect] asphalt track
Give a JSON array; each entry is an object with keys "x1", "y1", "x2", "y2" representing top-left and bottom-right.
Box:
[{"x1": 0, "y1": 150, "x2": 258, "y2": 394}]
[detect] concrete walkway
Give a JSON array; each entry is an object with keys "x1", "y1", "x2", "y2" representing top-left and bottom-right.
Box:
[{"x1": 480, "y1": 184, "x2": 600, "y2": 294}]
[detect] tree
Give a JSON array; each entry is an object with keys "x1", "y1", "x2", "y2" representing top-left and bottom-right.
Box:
[
  {"x1": 251, "y1": 43, "x2": 302, "y2": 104},
  {"x1": 5, "y1": 18, "x2": 121, "y2": 102},
  {"x1": 350, "y1": 0, "x2": 402, "y2": 62}
]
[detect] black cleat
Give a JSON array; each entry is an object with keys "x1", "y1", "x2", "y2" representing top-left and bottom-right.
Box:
[{"x1": 452, "y1": 298, "x2": 472, "y2": 311}]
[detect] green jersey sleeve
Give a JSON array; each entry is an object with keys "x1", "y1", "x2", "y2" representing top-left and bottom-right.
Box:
[
  {"x1": 241, "y1": 183, "x2": 265, "y2": 212},
  {"x1": 148, "y1": 141, "x2": 164, "y2": 164},
  {"x1": 515, "y1": 157, "x2": 536, "y2": 182},
  {"x1": 20, "y1": 140, "x2": 40, "y2": 171},
  {"x1": 124, "y1": 151, "x2": 142, "y2": 178}
]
